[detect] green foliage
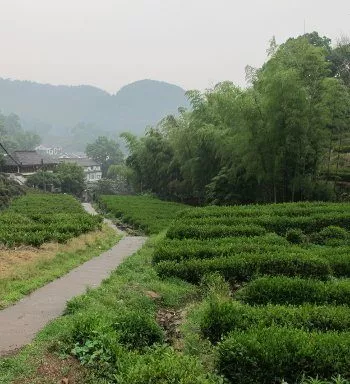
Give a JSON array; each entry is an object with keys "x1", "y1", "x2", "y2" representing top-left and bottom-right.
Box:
[
  {"x1": 301, "y1": 377, "x2": 350, "y2": 384},
  {"x1": 0, "y1": 112, "x2": 41, "y2": 152},
  {"x1": 153, "y1": 234, "x2": 289, "y2": 263},
  {"x1": 26, "y1": 171, "x2": 60, "y2": 190},
  {"x1": 0, "y1": 174, "x2": 26, "y2": 209},
  {"x1": 154, "y1": 203, "x2": 350, "y2": 282},
  {"x1": 236, "y1": 276, "x2": 350, "y2": 306},
  {"x1": 86, "y1": 136, "x2": 124, "y2": 176},
  {"x1": 122, "y1": 34, "x2": 350, "y2": 204},
  {"x1": 58, "y1": 239, "x2": 206, "y2": 382},
  {"x1": 113, "y1": 310, "x2": 164, "y2": 349},
  {"x1": 286, "y1": 228, "x2": 307, "y2": 244},
  {"x1": 55, "y1": 162, "x2": 85, "y2": 196},
  {"x1": 166, "y1": 223, "x2": 267, "y2": 240},
  {"x1": 312, "y1": 226, "x2": 349, "y2": 245},
  {"x1": 0, "y1": 194, "x2": 102, "y2": 247},
  {"x1": 106, "y1": 164, "x2": 134, "y2": 193},
  {"x1": 216, "y1": 327, "x2": 350, "y2": 384},
  {"x1": 198, "y1": 299, "x2": 350, "y2": 343},
  {"x1": 156, "y1": 253, "x2": 330, "y2": 284},
  {"x1": 99, "y1": 195, "x2": 188, "y2": 234},
  {"x1": 114, "y1": 345, "x2": 222, "y2": 384}
]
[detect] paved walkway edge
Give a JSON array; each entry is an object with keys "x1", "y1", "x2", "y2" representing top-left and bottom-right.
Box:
[{"x1": 0, "y1": 204, "x2": 146, "y2": 355}]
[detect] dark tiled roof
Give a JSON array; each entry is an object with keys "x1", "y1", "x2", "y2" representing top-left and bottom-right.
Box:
[
  {"x1": 59, "y1": 158, "x2": 100, "y2": 167},
  {"x1": 5, "y1": 151, "x2": 58, "y2": 166}
]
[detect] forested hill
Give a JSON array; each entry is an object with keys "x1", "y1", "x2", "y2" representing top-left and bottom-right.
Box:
[{"x1": 0, "y1": 78, "x2": 189, "y2": 149}]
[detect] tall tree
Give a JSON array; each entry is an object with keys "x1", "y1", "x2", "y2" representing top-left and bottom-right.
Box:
[{"x1": 86, "y1": 136, "x2": 124, "y2": 176}]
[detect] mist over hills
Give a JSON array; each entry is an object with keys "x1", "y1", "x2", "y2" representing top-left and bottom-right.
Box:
[{"x1": 0, "y1": 78, "x2": 189, "y2": 151}]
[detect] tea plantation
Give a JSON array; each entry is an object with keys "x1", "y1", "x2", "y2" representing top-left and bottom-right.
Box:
[
  {"x1": 153, "y1": 202, "x2": 350, "y2": 383},
  {"x1": 99, "y1": 195, "x2": 188, "y2": 234},
  {"x1": 3, "y1": 198, "x2": 350, "y2": 384},
  {"x1": 0, "y1": 194, "x2": 103, "y2": 247}
]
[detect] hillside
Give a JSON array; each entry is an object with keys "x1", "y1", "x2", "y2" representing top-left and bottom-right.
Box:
[{"x1": 0, "y1": 78, "x2": 189, "y2": 150}]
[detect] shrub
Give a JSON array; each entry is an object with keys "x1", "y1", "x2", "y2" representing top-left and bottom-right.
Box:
[
  {"x1": 166, "y1": 223, "x2": 267, "y2": 240},
  {"x1": 236, "y1": 277, "x2": 350, "y2": 306},
  {"x1": 115, "y1": 345, "x2": 223, "y2": 384},
  {"x1": 153, "y1": 234, "x2": 290, "y2": 263},
  {"x1": 198, "y1": 299, "x2": 350, "y2": 343},
  {"x1": 322, "y1": 248, "x2": 350, "y2": 277},
  {"x1": 113, "y1": 310, "x2": 164, "y2": 350},
  {"x1": 312, "y1": 226, "x2": 349, "y2": 245},
  {"x1": 0, "y1": 194, "x2": 102, "y2": 247},
  {"x1": 156, "y1": 254, "x2": 331, "y2": 284},
  {"x1": 99, "y1": 195, "x2": 188, "y2": 234},
  {"x1": 216, "y1": 327, "x2": 350, "y2": 384},
  {"x1": 286, "y1": 228, "x2": 306, "y2": 244}
]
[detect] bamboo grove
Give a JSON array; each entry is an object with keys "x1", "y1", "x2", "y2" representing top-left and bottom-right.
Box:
[{"x1": 122, "y1": 33, "x2": 350, "y2": 204}]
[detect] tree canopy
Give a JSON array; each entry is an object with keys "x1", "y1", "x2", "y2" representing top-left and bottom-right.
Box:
[
  {"x1": 122, "y1": 32, "x2": 350, "y2": 204},
  {"x1": 0, "y1": 112, "x2": 41, "y2": 152},
  {"x1": 86, "y1": 136, "x2": 124, "y2": 176}
]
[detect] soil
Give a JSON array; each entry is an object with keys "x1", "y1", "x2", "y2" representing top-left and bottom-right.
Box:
[{"x1": 156, "y1": 308, "x2": 186, "y2": 349}]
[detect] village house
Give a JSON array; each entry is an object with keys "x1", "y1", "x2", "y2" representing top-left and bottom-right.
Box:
[
  {"x1": 58, "y1": 157, "x2": 102, "y2": 183},
  {"x1": 2, "y1": 150, "x2": 58, "y2": 175}
]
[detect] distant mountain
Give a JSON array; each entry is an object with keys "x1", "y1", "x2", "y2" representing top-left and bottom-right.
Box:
[{"x1": 0, "y1": 78, "x2": 189, "y2": 150}]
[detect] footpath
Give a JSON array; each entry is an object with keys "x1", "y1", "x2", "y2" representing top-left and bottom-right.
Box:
[{"x1": 0, "y1": 204, "x2": 146, "y2": 355}]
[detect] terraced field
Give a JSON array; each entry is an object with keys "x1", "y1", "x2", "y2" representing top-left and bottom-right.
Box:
[{"x1": 154, "y1": 202, "x2": 350, "y2": 383}]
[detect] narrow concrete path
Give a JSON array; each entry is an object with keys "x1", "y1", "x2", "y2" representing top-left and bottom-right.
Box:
[{"x1": 0, "y1": 204, "x2": 146, "y2": 356}]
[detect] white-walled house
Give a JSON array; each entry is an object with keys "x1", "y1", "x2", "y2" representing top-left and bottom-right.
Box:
[{"x1": 59, "y1": 158, "x2": 102, "y2": 183}]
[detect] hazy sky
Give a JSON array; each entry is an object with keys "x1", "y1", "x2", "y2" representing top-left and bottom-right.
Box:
[{"x1": 0, "y1": 0, "x2": 349, "y2": 94}]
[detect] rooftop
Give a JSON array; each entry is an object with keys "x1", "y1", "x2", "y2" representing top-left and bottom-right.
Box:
[{"x1": 4, "y1": 151, "x2": 58, "y2": 167}]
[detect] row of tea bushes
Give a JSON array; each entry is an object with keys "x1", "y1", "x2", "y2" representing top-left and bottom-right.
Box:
[
  {"x1": 198, "y1": 300, "x2": 350, "y2": 343},
  {"x1": 98, "y1": 195, "x2": 188, "y2": 234},
  {"x1": 156, "y1": 253, "x2": 331, "y2": 283},
  {"x1": 177, "y1": 202, "x2": 349, "y2": 219},
  {"x1": 0, "y1": 194, "x2": 102, "y2": 247},
  {"x1": 236, "y1": 276, "x2": 350, "y2": 306},
  {"x1": 156, "y1": 202, "x2": 350, "y2": 382},
  {"x1": 166, "y1": 223, "x2": 267, "y2": 239},
  {"x1": 153, "y1": 234, "x2": 291, "y2": 263},
  {"x1": 168, "y1": 212, "x2": 350, "y2": 238},
  {"x1": 217, "y1": 326, "x2": 350, "y2": 384}
]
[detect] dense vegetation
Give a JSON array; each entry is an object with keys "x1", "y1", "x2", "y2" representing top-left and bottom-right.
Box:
[
  {"x1": 122, "y1": 33, "x2": 350, "y2": 204},
  {"x1": 2, "y1": 196, "x2": 350, "y2": 383},
  {"x1": 0, "y1": 194, "x2": 102, "y2": 246},
  {"x1": 152, "y1": 202, "x2": 350, "y2": 383},
  {"x1": 98, "y1": 195, "x2": 189, "y2": 234},
  {"x1": 154, "y1": 202, "x2": 350, "y2": 283},
  {"x1": 26, "y1": 163, "x2": 86, "y2": 196},
  {"x1": 0, "y1": 111, "x2": 41, "y2": 153},
  {"x1": 0, "y1": 173, "x2": 26, "y2": 209}
]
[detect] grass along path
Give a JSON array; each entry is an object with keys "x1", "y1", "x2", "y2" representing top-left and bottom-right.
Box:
[
  {"x1": 0, "y1": 236, "x2": 219, "y2": 384},
  {"x1": 0, "y1": 231, "x2": 146, "y2": 355},
  {"x1": 0, "y1": 225, "x2": 120, "y2": 309}
]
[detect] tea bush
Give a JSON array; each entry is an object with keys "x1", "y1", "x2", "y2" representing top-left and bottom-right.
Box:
[
  {"x1": 166, "y1": 223, "x2": 267, "y2": 240},
  {"x1": 156, "y1": 253, "x2": 331, "y2": 283},
  {"x1": 198, "y1": 299, "x2": 350, "y2": 343},
  {"x1": 154, "y1": 234, "x2": 289, "y2": 263},
  {"x1": 0, "y1": 194, "x2": 102, "y2": 247},
  {"x1": 216, "y1": 327, "x2": 350, "y2": 384},
  {"x1": 114, "y1": 345, "x2": 223, "y2": 384},
  {"x1": 236, "y1": 277, "x2": 350, "y2": 306},
  {"x1": 99, "y1": 195, "x2": 188, "y2": 234},
  {"x1": 113, "y1": 310, "x2": 164, "y2": 350}
]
